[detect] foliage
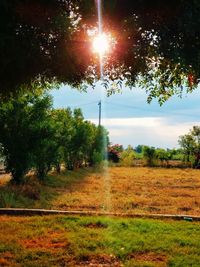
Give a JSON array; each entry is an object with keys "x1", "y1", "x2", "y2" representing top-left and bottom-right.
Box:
[
  {"x1": 179, "y1": 126, "x2": 200, "y2": 168},
  {"x1": 108, "y1": 144, "x2": 123, "y2": 163},
  {"x1": 0, "y1": 0, "x2": 91, "y2": 99},
  {"x1": 101, "y1": 0, "x2": 200, "y2": 103},
  {"x1": 0, "y1": 91, "x2": 53, "y2": 183},
  {"x1": 1, "y1": 1, "x2": 200, "y2": 101},
  {"x1": 155, "y1": 148, "x2": 171, "y2": 166},
  {"x1": 66, "y1": 109, "x2": 96, "y2": 169},
  {"x1": 142, "y1": 146, "x2": 156, "y2": 167},
  {"x1": 0, "y1": 91, "x2": 109, "y2": 182},
  {"x1": 92, "y1": 150, "x2": 104, "y2": 166},
  {"x1": 120, "y1": 145, "x2": 135, "y2": 166},
  {"x1": 92, "y1": 126, "x2": 109, "y2": 165},
  {"x1": 134, "y1": 145, "x2": 144, "y2": 154},
  {"x1": 0, "y1": 144, "x2": 4, "y2": 166}
]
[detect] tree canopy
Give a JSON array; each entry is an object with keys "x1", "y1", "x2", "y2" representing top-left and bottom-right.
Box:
[
  {"x1": 179, "y1": 126, "x2": 200, "y2": 168},
  {"x1": 0, "y1": 90, "x2": 108, "y2": 183},
  {"x1": 0, "y1": 0, "x2": 91, "y2": 98},
  {"x1": 1, "y1": 0, "x2": 200, "y2": 102}
]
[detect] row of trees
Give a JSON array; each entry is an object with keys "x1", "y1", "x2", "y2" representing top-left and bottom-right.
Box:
[
  {"x1": 0, "y1": 91, "x2": 108, "y2": 184},
  {"x1": 109, "y1": 126, "x2": 200, "y2": 168},
  {"x1": 108, "y1": 144, "x2": 181, "y2": 167}
]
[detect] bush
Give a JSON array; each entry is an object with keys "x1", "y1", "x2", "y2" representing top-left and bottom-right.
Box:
[
  {"x1": 142, "y1": 146, "x2": 157, "y2": 167},
  {"x1": 0, "y1": 192, "x2": 16, "y2": 208},
  {"x1": 120, "y1": 146, "x2": 135, "y2": 167},
  {"x1": 92, "y1": 150, "x2": 104, "y2": 166}
]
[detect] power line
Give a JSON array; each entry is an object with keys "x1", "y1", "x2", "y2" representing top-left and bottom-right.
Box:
[
  {"x1": 104, "y1": 101, "x2": 198, "y2": 118},
  {"x1": 59, "y1": 99, "x2": 199, "y2": 119},
  {"x1": 70, "y1": 101, "x2": 98, "y2": 108}
]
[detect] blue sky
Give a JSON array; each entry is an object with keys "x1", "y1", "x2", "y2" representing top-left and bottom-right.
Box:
[{"x1": 51, "y1": 84, "x2": 200, "y2": 149}]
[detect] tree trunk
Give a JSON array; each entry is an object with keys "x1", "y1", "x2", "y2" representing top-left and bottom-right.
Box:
[{"x1": 56, "y1": 163, "x2": 61, "y2": 173}]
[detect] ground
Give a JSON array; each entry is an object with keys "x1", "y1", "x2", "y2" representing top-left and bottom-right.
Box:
[
  {"x1": 51, "y1": 167, "x2": 200, "y2": 216},
  {"x1": 0, "y1": 167, "x2": 200, "y2": 266},
  {"x1": 1, "y1": 167, "x2": 199, "y2": 216},
  {"x1": 0, "y1": 215, "x2": 200, "y2": 267}
]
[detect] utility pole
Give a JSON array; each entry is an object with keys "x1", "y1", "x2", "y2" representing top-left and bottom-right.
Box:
[{"x1": 98, "y1": 100, "x2": 101, "y2": 126}]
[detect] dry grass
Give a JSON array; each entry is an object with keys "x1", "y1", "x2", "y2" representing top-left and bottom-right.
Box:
[
  {"x1": 1, "y1": 167, "x2": 200, "y2": 216},
  {"x1": 52, "y1": 167, "x2": 200, "y2": 216},
  {"x1": 1, "y1": 167, "x2": 200, "y2": 266}
]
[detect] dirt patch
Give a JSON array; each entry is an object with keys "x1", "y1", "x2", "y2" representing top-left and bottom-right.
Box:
[
  {"x1": 0, "y1": 216, "x2": 29, "y2": 223},
  {"x1": 20, "y1": 231, "x2": 68, "y2": 250},
  {"x1": 84, "y1": 222, "x2": 108, "y2": 229},
  {"x1": 130, "y1": 251, "x2": 168, "y2": 266},
  {"x1": 0, "y1": 252, "x2": 18, "y2": 267},
  {"x1": 77, "y1": 254, "x2": 122, "y2": 267},
  {"x1": 0, "y1": 258, "x2": 10, "y2": 267}
]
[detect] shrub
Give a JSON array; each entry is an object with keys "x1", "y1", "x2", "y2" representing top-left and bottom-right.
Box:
[
  {"x1": 0, "y1": 192, "x2": 16, "y2": 208},
  {"x1": 142, "y1": 146, "x2": 157, "y2": 167},
  {"x1": 92, "y1": 150, "x2": 104, "y2": 166},
  {"x1": 120, "y1": 146, "x2": 135, "y2": 167}
]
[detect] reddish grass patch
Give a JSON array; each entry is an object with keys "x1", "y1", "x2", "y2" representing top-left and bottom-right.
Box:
[
  {"x1": 130, "y1": 251, "x2": 168, "y2": 266},
  {"x1": 0, "y1": 216, "x2": 29, "y2": 223},
  {"x1": 78, "y1": 254, "x2": 122, "y2": 267},
  {"x1": 20, "y1": 231, "x2": 68, "y2": 250},
  {"x1": 0, "y1": 252, "x2": 17, "y2": 267}
]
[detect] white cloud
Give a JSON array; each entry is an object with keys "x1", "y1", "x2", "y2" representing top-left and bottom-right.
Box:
[
  {"x1": 90, "y1": 117, "x2": 163, "y2": 127},
  {"x1": 51, "y1": 84, "x2": 200, "y2": 148},
  {"x1": 89, "y1": 117, "x2": 200, "y2": 148}
]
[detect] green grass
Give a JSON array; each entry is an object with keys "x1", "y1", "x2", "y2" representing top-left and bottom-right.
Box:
[
  {"x1": 0, "y1": 215, "x2": 200, "y2": 266},
  {"x1": 1, "y1": 167, "x2": 200, "y2": 266}
]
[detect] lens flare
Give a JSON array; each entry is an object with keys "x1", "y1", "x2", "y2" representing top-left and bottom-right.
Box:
[{"x1": 93, "y1": 33, "x2": 109, "y2": 56}]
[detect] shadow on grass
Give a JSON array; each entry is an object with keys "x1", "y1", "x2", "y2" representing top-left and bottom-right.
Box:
[{"x1": 0, "y1": 167, "x2": 100, "y2": 210}]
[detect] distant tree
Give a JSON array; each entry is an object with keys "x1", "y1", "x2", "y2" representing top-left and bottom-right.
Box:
[
  {"x1": 155, "y1": 148, "x2": 171, "y2": 166},
  {"x1": 179, "y1": 126, "x2": 200, "y2": 168},
  {"x1": 179, "y1": 134, "x2": 195, "y2": 165},
  {"x1": 108, "y1": 144, "x2": 123, "y2": 163},
  {"x1": 170, "y1": 148, "x2": 183, "y2": 161},
  {"x1": 134, "y1": 145, "x2": 144, "y2": 154},
  {"x1": 120, "y1": 145, "x2": 135, "y2": 166},
  {"x1": 191, "y1": 126, "x2": 200, "y2": 167},
  {"x1": 142, "y1": 146, "x2": 156, "y2": 167}
]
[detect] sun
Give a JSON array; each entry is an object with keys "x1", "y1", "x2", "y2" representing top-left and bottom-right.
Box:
[{"x1": 92, "y1": 33, "x2": 109, "y2": 56}]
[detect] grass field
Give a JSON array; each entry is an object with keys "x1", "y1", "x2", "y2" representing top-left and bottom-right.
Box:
[
  {"x1": 0, "y1": 167, "x2": 200, "y2": 216},
  {"x1": 1, "y1": 167, "x2": 200, "y2": 266},
  {"x1": 0, "y1": 215, "x2": 200, "y2": 267}
]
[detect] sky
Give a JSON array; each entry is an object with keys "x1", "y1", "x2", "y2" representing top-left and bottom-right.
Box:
[{"x1": 51, "y1": 84, "x2": 200, "y2": 149}]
